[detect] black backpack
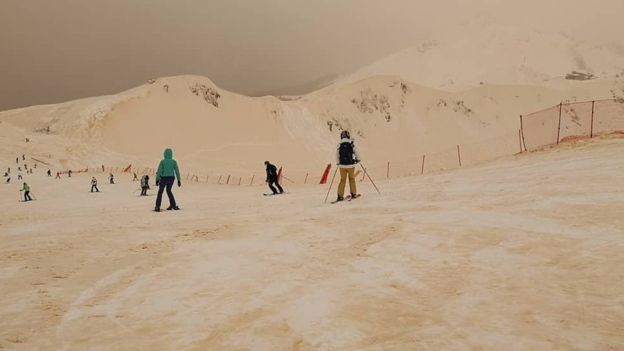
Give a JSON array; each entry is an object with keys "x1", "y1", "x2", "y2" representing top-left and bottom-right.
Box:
[{"x1": 339, "y1": 141, "x2": 355, "y2": 165}]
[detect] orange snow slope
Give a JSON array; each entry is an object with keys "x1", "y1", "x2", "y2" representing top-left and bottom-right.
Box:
[
  {"x1": 1, "y1": 21, "x2": 623, "y2": 177},
  {"x1": 1, "y1": 137, "x2": 622, "y2": 350}
]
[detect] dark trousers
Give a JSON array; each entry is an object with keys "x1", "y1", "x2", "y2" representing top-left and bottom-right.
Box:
[
  {"x1": 91, "y1": 185, "x2": 99, "y2": 192},
  {"x1": 267, "y1": 177, "x2": 283, "y2": 194},
  {"x1": 141, "y1": 187, "x2": 148, "y2": 196},
  {"x1": 156, "y1": 176, "x2": 176, "y2": 208},
  {"x1": 24, "y1": 191, "x2": 32, "y2": 201}
]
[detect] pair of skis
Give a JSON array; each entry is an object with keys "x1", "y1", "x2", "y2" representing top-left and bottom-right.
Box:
[{"x1": 324, "y1": 164, "x2": 380, "y2": 204}]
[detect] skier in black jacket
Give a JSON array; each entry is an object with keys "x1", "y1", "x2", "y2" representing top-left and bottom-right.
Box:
[
  {"x1": 140, "y1": 175, "x2": 150, "y2": 196},
  {"x1": 264, "y1": 161, "x2": 284, "y2": 195},
  {"x1": 90, "y1": 177, "x2": 99, "y2": 192},
  {"x1": 335, "y1": 130, "x2": 361, "y2": 202}
]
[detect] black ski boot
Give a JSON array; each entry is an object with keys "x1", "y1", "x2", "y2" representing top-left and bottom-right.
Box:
[
  {"x1": 154, "y1": 207, "x2": 161, "y2": 212},
  {"x1": 335, "y1": 195, "x2": 344, "y2": 202},
  {"x1": 167, "y1": 206, "x2": 180, "y2": 211}
]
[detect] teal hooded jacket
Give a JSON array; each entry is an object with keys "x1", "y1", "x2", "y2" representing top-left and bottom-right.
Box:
[{"x1": 156, "y1": 148, "x2": 181, "y2": 181}]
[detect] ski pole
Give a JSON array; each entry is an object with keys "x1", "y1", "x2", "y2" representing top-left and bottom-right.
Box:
[
  {"x1": 281, "y1": 175, "x2": 296, "y2": 184},
  {"x1": 324, "y1": 167, "x2": 338, "y2": 203},
  {"x1": 359, "y1": 163, "x2": 381, "y2": 194}
]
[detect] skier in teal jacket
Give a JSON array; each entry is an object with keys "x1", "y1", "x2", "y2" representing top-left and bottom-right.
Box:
[{"x1": 154, "y1": 148, "x2": 181, "y2": 212}]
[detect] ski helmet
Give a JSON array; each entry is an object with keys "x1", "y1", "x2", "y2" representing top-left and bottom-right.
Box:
[{"x1": 340, "y1": 130, "x2": 350, "y2": 139}]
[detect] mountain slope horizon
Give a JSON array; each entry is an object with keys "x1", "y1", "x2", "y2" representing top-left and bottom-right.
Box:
[{"x1": 1, "y1": 22, "x2": 623, "y2": 179}]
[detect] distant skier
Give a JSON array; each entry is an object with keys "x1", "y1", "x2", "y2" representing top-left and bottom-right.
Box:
[
  {"x1": 4, "y1": 176, "x2": 10, "y2": 184},
  {"x1": 140, "y1": 175, "x2": 150, "y2": 196},
  {"x1": 18, "y1": 167, "x2": 21, "y2": 172},
  {"x1": 264, "y1": 161, "x2": 284, "y2": 195},
  {"x1": 133, "y1": 172, "x2": 138, "y2": 181},
  {"x1": 68, "y1": 170, "x2": 72, "y2": 177},
  {"x1": 15, "y1": 157, "x2": 18, "y2": 164},
  {"x1": 91, "y1": 177, "x2": 100, "y2": 192},
  {"x1": 20, "y1": 182, "x2": 32, "y2": 201},
  {"x1": 22, "y1": 154, "x2": 25, "y2": 161},
  {"x1": 17, "y1": 173, "x2": 22, "y2": 180},
  {"x1": 154, "y1": 148, "x2": 181, "y2": 212},
  {"x1": 335, "y1": 130, "x2": 360, "y2": 202},
  {"x1": 55, "y1": 172, "x2": 61, "y2": 179},
  {"x1": 109, "y1": 173, "x2": 115, "y2": 184},
  {"x1": 47, "y1": 169, "x2": 51, "y2": 177}
]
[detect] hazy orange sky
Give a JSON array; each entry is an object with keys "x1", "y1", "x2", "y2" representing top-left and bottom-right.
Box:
[{"x1": 1, "y1": 0, "x2": 623, "y2": 110}]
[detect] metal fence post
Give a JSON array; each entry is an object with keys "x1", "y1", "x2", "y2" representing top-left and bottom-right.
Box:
[
  {"x1": 590, "y1": 100, "x2": 595, "y2": 138},
  {"x1": 386, "y1": 162, "x2": 390, "y2": 179},
  {"x1": 557, "y1": 102, "x2": 562, "y2": 144},
  {"x1": 421, "y1": 154, "x2": 426, "y2": 174},
  {"x1": 457, "y1": 145, "x2": 462, "y2": 167}
]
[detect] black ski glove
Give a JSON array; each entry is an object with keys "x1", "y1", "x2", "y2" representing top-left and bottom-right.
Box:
[
  {"x1": 178, "y1": 180, "x2": 181, "y2": 187},
  {"x1": 155, "y1": 180, "x2": 160, "y2": 187}
]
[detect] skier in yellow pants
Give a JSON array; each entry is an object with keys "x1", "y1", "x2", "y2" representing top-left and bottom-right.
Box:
[{"x1": 335, "y1": 130, "x2": 361, "y2": 202}]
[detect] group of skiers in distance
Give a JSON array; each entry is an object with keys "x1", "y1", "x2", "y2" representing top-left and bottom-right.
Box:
[{"x1": 7, "y1": 131, "x2": 363, "y2": 207}]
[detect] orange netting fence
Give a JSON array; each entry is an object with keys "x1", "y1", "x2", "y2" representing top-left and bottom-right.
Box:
[{"x1": 521, "y1": 98, "x2": 624, "y2": 151}]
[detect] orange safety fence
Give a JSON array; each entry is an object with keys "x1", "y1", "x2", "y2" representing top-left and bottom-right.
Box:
[{"x1": 522, "y1": 98, "x2": 624, "y2": 151}]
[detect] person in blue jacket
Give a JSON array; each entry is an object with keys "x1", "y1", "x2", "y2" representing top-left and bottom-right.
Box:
[{"x1": 154, "y1": 148, "x2": 181, "y2": 212}]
